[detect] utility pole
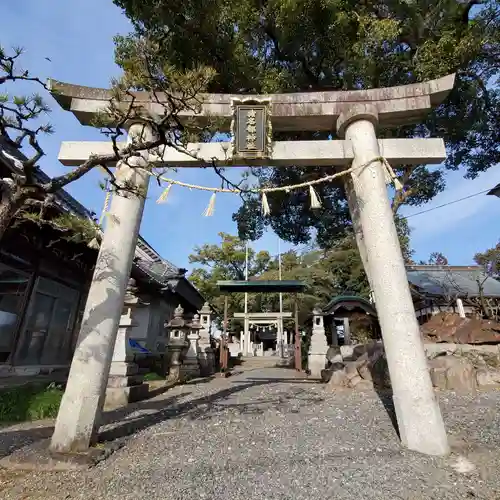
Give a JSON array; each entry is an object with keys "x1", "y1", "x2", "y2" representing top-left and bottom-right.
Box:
[
  {"x1": 278, "y1": 238, "x2": 284, "y2": 357},
  {"x1": 244, "y1": 240, "x2": 249, "y2": 356}
]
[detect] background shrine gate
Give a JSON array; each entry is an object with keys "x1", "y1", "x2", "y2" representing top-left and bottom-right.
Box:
[{"x1": 48, "y1": 74, "x2": 455, "y2": 457}]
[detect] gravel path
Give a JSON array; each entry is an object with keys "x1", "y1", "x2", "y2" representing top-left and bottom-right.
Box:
[{"x1": 1, "y1": 364, "x2": 500, "y2": 499}]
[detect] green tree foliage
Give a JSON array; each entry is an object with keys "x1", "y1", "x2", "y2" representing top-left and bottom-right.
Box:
[
  {"x1": 0, "y1": 43, "x2": 215, "y2": 242},
  {"x1": 474, "y1": 241, "x2": 500, "y2": 279},
  {"x1": 417, "y1": 251, "x2": 450, "y2": 265},
  {"x1": 114, "y1": 0, "x2": 500, "y2": 247},
  {"x1": 188, "y1": 232, "x2": 370, "y2": 326},
  {"x1": 188, "y1": 232, "x2": 271, "y2": 317}
]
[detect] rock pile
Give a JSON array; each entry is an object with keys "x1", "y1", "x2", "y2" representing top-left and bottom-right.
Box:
[
  {"x1": 421, "y1": 312, "x2": 500, "y2": 344},
  {"x1": 321, "y1": 342, "x2": 389, "y2": 390},
  {"x1": 426, "y1": 343, "x2": 500, "y2": 391},
  {"x1": 322, "y1": 340, "x2": 500, "y2": 392}
]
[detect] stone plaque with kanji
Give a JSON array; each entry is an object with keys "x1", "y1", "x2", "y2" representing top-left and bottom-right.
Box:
[{"x1": 231, "y1": 99, "x2": 271, "y2": 160}]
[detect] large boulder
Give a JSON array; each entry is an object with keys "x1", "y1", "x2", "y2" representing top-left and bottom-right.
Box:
[
  {"x1": 326, "y1": 367, "x2": 348, "y2": 389},
  {"x1": 445, "y1": 358, "x2": 476, "y2": 392},
  {"x1": 323, "y1": 338, "x2": 500, "y2": 393},
  {"x1": 357, "y1": 362, "x2": 373, "y2": 381},
  {"x1": 430, "y1": 366, "x2": 448, "y2": 389},
  {"x1": 321, "y1": 362, "x2": 345, "y2": 383},
  {"x1": 475, "y1": 368, "x2": 500, "y2": 387},
  {"x1": 428, "y1": 355, "x2": 476, "y2": 391},
  {"x1": 326, "y1": 342, "x2": 389, "y2": 389},
  {"x1": 370, "y1": 355, "x2": 391, "y2": 389},
  {"x1": 326, "y1": 346, "x2": 343, "y2": 365},
  {"x1": 424, "y1": 343, "x2": 458, "y2": 358},
  {"x1": 421, "y1": 313, "x2": 500, "y2": 344}
]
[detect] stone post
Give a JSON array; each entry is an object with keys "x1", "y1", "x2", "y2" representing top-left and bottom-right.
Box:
[
  {"x1": 198, "y1": 302, "x2": 215, "y2": 376},
  {"x1": 105, "y1": 279, "x2": 149, "y2": 408},
  {"x1": 243, "y1": 317, "x2": 250, "y2": 356},
  {"x1": 343, "y1": 317, "x2": 351, "y2": 345},
  {"x1": 337, "y1": 106, "x2": 449, "y2": 456},
  {"x1": 239, "y1": 330, "x2": 245, "y2": 356},
  {"x1": 165, "y1": 305, "x2": 189, "y2": 383},
  {"x1": 308, "y1": 308, "x2": 329, "y2": 379},
  {"x1": 50, "y1": 122, "x2": 155, "y2": 454}
]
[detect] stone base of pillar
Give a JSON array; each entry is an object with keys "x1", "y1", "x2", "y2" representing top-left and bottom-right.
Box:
[
  {"x1": 105, "y1": 362, "x2": 148, "y2": 408},
  {"x1": 167, "y1": 364, "x2": 181, "y2": 383},
  {"x1": 308, "y1": 352, "x2": 328, "y2": 379},
  {"x1": 206, "y1": 351, "x2": 215, "y2": 371},
  {"x1": 198, "y1": 347, "x2": 215, "y2": 376},
  {"x1": 180, "y1": 358, "x2": 200, "y2": 381}
]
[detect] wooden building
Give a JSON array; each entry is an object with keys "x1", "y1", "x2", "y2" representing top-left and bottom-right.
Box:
[
  {"x1": 0, "y1": 140, "x2": 204, "y2": 378},
  {"x1": 407, "y1": 265, "x2": 500, "y2": 323},
  {"x1": 322, "y1": 294, "x2": 380, "y2": 346}
]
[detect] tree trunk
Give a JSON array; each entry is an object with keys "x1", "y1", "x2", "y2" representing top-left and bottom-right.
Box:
[{"x1": 0, "y1": 188, "x2": 28, "y2": 241}]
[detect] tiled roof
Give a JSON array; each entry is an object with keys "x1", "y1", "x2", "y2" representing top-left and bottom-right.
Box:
[
  {"x1": 0, "y1": 138, "x2": 92, "y2": 219},
  {"x1": 406, "y1": 266, "x2": 500, "y2": 298},
  {"x1": 0, "y1": 139, "x2": 182, "y2": 281}
]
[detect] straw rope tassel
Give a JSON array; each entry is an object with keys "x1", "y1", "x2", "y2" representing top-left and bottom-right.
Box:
[
  {"x1": 261, "y1": 192, "x2": 271, "y2": 215},
  {"x1": 98, "y1": 190, "x2": 112, "y2": 226},
  {"x1": 309, "y1": 185, "x2": 322, "y2": 209},
  {"x1": 156, "y1": 184, "x2": 172, "y2": 204},
  {"x1": 203, "y1": 193, "x2": 216, "y2": 216},
  {"x1": 88, "y1": 238, "x2": 100, "y2": 250},
  {"x1": 382, "y1": 158, "x2": 403, "y2": 191}
]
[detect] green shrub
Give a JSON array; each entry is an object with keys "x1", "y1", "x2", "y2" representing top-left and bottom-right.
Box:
[
  {"x1": 0, "y1": 383, "x2": 64, "y2": 423},
  {"x1": 143, "y1": 372, "x2": 164, "y2": 382}
]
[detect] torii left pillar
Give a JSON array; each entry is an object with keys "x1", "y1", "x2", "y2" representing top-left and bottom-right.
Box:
[{"x1": 50, "y1": 122, "x2": 155, "y2": 453}]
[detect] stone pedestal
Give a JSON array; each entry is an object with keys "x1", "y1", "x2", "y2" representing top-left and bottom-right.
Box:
[
  {"x1": 106, "y1": 361, "x2": 148, "y2": 408},
  {"x1": 338, "y1": 107, "x2": 449, "y2": 456},
  {"x1": 308, "y1": 308, "x2": 329, "y2": 379},
  {"x1": 181, "y1": 315, "x2": 201, "y2": 381},
  {"x1": 105, "y1": 282, "x2": 149, "y2": 408},
  {"x1": 198, "y1": 302, "x2": 215, "y2": 376},
  {"x1": 166, "y1": 346, "x2": 184, "y2": 383}
]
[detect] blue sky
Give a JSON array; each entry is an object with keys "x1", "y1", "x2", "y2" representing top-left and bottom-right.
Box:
[{"x1": 2, "y1": 0, "x2": 499, "y2": 270}]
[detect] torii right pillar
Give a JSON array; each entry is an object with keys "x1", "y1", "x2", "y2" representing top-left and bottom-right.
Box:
[{"x1": 337, "y1": 105, "x2": 449, "y2": 456}]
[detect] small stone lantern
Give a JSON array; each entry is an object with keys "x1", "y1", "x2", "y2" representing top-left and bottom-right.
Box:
[
  {"x1": 198, "y1": 302, "x2": 215, "y2": 376},
  {"x1": 308, "y1": 307, "x2": 329, "y2": 380},
  {"x1": 165, "y1": 305, "x2": 189, "y2": 382}
]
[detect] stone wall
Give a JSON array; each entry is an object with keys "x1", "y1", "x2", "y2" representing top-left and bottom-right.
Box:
[
  {"x1": 322, "y1": 341, "x2": 500, "y2": 392},
  {"x1": 426, "y1": 343, "x2": 500, "y2": 391}
]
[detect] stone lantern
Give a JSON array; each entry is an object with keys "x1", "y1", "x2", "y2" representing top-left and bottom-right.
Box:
[
  {"x1": 106, "y1": 278, "x2": 150, "y2": 407},
  {"x1": 165, "y1": 304, "x2": 189, "y2": 382},
  {"x1": 308, "y1": 307, "x2": 329, "y2": 379},
  {"x1": 198, "y1": 302, "x2": 215, "y2": 376},
  {"x1": 182, "y1": 314, "x2": 202, "y2": 380}
]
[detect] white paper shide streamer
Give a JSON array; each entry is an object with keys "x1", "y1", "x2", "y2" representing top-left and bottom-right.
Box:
[
  {"x1": 261, "y1": 192, "x2": 270, "y2": 215},
  {"x1": 156, "y1": 184, "x2": 172, "y2": 204},
  {"x1": 203, "y1": 193, "x2": 216, "y2": 216},
  {"x1": 309, "y1": 185, "x2": 322, "y2": 209},
  {"x1": 381, "y1": 159, "x2": 403, "y2": 191}
]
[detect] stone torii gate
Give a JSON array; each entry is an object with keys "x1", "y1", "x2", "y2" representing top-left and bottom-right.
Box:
[{"x1": 48, "y1": 75, "x2": 455, "y2": 457}]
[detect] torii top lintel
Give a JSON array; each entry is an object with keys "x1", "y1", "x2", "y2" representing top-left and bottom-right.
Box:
[{"x1": 47, "y1": 74, "x2": 455, "y2": 133}]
